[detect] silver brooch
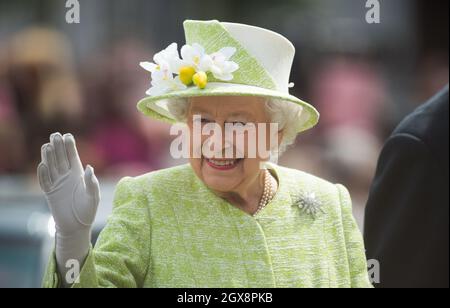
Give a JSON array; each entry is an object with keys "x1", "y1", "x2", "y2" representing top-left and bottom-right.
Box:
[{"x1": 294, "y1": 192, "x2": 324, "y2": 219}]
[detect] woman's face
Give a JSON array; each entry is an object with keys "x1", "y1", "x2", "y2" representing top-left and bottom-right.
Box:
[{"x1": 187, "y1": 96, "x2": 281, "y2": 193}]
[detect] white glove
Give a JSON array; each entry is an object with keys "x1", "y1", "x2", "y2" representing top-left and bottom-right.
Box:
[{"x1": 38, "y1": 132, "x2": 100, "y2": 286}]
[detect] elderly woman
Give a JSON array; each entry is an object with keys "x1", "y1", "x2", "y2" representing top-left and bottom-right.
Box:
[{"x1": 39, "y1": 20, "x2": 372, "y2": 288}]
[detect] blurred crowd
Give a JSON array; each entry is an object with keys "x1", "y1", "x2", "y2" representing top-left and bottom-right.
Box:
[{"x1": 0, "y1": 28, "x2": 179, "y2": 178}]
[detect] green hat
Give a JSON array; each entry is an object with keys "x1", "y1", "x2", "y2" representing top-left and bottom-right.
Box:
[{"x1": 137, "y1": 19, "x2": 319, "y2": 133}]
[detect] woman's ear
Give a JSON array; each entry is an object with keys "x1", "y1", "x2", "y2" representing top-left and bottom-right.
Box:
[
  {"x1": 267, "y1": 128, "x2": 283, "y2": 157},
  {"x1": 277, "y1": 129, "x2": 284, "y2": 148},
  {"x1": 266, "y1": 129, "x2": 284, "y2": 165}
]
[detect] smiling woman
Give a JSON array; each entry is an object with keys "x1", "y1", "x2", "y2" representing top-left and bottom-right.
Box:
[
  {"x1": 40, "y1": 19, "x2": 372, "y2": 288},
  {"x1": 184, "y1": 96, "x2": 281, "y2": 214}
]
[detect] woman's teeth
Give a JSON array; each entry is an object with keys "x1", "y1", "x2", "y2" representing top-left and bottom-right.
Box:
[{"x1": 207, "y1": 159, "x2": 238, "y2": 166}]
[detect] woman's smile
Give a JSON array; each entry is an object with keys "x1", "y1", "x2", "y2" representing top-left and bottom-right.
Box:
[{"x1": 204, "y1": 157, "x2": 243, "y2": 171}]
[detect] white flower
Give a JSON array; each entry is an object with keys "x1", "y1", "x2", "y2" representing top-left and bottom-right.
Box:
[
  {"x1": 145, "y1": 67, "x2": 186, "y2": 96},
  {"x1": 180, "y1": 43, "x2": 213, "y2": 72},
  {"x1": 209, "y1": 47, "x2": 239, "y2": 81},
  {"x1": 140, "y1": 42, "x2": 181, "y2": 76},
  {"x1": 141, "y1": 43, "x2": 186, "y2": 96},
  {"x1": 140, "y1": 42, "x2": 240, "y2": 94}
]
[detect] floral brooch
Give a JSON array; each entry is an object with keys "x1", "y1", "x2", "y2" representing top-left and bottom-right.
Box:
[
  {"x1": 293, "y1": 192, "x2": 324, "y2": 219},
  {"x1": 140, "y1": 43, "x2": 239, "y2": 96}
]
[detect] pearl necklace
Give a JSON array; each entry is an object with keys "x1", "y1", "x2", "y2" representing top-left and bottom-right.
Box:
[{"x1": 253, "y1": 169, "x2": 276, "y2": 217}]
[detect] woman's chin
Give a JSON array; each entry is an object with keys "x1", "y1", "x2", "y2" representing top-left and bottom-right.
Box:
[{"x1": 204, "y1": 181, "x2": 235, "y2": 193}]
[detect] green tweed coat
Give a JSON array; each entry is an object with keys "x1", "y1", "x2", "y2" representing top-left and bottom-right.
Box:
[{"x1": 43, "y1": 163, "x2": 372, "y2": 288}]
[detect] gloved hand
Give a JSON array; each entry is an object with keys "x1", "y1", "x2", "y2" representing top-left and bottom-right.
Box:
[{"x1": 37, "y1": 132, "x2": 100, "y2": 286}]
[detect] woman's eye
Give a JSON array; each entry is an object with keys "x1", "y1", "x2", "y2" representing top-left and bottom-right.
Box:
[{"x1": 193, "y1": 116, "x2": 211, "y2": 123}]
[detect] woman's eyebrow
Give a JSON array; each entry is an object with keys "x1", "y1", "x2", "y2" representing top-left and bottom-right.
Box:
[
  {"x1": 227, "y1": 111, "x2": 254, "y2": 121},
  {"x1": 190, "y1": 107, "x2": 212, "y2": 115}
]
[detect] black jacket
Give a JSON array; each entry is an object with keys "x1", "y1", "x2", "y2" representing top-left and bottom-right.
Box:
[{"x1": 364, "y1": 85, "x2": 449, "y2": 288}]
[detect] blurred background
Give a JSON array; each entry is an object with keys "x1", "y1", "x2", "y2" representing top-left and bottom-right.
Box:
[{"x1": 0, "y1": 0, "x2": 448, "y2": 287}]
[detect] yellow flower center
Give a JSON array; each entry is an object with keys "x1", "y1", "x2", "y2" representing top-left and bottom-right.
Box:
[
  {"x1": 193, "y1": 56, "x2": 200, "y2": 65},
  {"x1": 179, "y1": 66, "x2": 196, "y2": 86}
]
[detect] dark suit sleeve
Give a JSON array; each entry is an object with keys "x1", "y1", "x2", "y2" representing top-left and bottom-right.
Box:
[{"x1": 364, "y1": 133, "x2": 448, "y2": 288}]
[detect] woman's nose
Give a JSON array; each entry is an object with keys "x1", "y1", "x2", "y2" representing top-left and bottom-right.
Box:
[{"x1": 203, "y1": 133, "x2": 234, "y2": 158}]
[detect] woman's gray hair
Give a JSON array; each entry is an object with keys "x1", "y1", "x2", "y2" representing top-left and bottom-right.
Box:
[{"x1": 167, "y1": 97, "x2": 303, "y2": 155}]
